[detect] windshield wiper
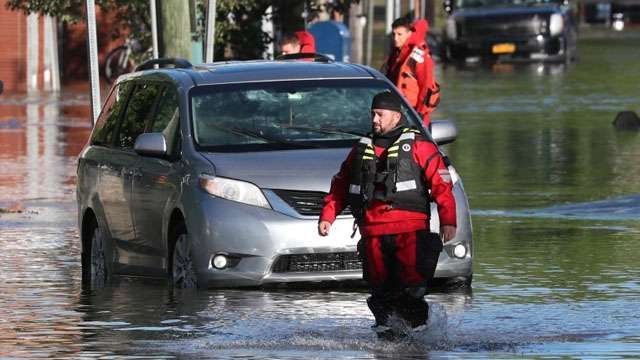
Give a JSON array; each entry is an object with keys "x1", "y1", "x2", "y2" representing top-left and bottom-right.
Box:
[
  {"x1": 284, "y1": 125, "x2": 366, "y2": 138},
  {"x1": 231, "y1": 127, "x2": 323, "y2": 148},
  {"x1": 203, "y1": 123, "x2": 319, "y2": 149}
]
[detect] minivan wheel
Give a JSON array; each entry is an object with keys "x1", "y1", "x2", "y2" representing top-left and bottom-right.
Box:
[
  {"x1": 171, "y1": 225, "x2": 198, "y2": 288},
  {"x1": 82, "y1": 219, "x2": 108, "y2": 288}
]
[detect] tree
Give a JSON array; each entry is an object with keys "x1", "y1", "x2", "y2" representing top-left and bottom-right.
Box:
[
  {"x1": 6, "y1": 0, "x2": 361, "y2": 61},
  {"x1": 6, "y1": 0, "x2": 152, "y2": 48},
  {"x1": 213, "y1": 0, "x2": 272, "y2": 60},
  {"x1": 158, "y1": 0, "x2": 191, "y2": 59}
]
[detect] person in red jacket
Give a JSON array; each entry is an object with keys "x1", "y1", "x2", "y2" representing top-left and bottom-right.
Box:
[
  {"x1": 383, "y1": 17, "x2": 440, "y2": 129},
  {"x1": 318, "y1": 91, "x2": 456, "y2": 339},
  {"x1": 280, "y1": 31, "x2": 316, "y2": 55}
]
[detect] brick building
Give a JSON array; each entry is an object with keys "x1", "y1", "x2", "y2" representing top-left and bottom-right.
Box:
[{"x1": 0, "y1": 1, "x2": 123, "y2": 94}]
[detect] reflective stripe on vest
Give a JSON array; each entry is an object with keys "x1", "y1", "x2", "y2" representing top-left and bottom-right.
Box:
[
  {"x1": 347, "y1": 127, "x2": 430, "y2": 217},
  {"x1": 395, "y1": 179, "x2": 417, "y2": 191}
]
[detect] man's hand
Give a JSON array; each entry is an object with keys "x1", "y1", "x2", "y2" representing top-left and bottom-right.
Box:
[
  {"x1": 318, "y1": 221, "x2": 332, "y2": 236},
  {"x1": 440, "y1": 225, "x2": 456, "y2": 243}
]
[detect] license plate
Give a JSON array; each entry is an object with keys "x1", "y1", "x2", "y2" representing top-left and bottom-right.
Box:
[{"x1": 492, "y1": 43, "x2": 516, "y2": 54}]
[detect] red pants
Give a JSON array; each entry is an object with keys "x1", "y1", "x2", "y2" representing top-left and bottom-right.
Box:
[
  {"x1": 359, "y1": 229, "x2": 443, "y2": 327},
  {"x1": 362, "y1": 229, "x2": 442, "y2": 287}
]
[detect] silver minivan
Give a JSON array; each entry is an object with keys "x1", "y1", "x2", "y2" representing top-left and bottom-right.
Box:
[{"x1": 77, "y1": 58, "x2": 473, "y2": 289}]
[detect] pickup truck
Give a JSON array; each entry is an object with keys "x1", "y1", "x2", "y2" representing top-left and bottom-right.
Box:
[{"x1": 441, "y1": 0, "x2": 578, "y2": 63}]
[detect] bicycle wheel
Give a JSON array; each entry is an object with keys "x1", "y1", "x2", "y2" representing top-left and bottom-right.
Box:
[{"x1": 103, "y1": 45, "x2": 134, "y2": 84}]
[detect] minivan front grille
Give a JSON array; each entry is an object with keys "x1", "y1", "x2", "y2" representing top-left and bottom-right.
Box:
[
  {"x1": 272, "y1": 189, "x2": 352, "y2": 216},
  {"x1": 463, "y1": 14, "x2": 540, "y2": 37},
  {"x1": 272, "y1": 252, "x2": 362, "y2": 273}
]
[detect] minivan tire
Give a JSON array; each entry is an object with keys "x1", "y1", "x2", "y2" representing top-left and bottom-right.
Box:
[
  {"x1": 171, "y1": 223, "x2": 198, "y2": 289},
  {"x1": 82, "y1": 217, "x2": 108, "y2": 288}
]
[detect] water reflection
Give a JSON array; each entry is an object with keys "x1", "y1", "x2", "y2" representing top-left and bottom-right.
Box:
[{"x1": 0, "y1": 93, "x2": 91, "y2": 205}]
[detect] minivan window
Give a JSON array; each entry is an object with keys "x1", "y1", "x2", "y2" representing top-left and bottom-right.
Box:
[
  {"x1": 91, "y1": 82, "x2": 132, "y2": 146},
  {"x1": 117, "y1": 82, "x2": 163, "y2": 149},
  {"x1": 148, "y1": 86, "x2": 180, "y2": 156},
  {"x1": 190, "y1": 79, "x2": 418, "y2": 152}
]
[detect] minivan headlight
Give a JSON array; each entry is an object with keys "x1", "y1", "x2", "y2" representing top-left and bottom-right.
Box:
[
  {"x1": 199, "y1": 174, "x2": 271, "y2": 209},
  {"x1": 549, "y1": 13, "x2": 564, "y2": 36}
]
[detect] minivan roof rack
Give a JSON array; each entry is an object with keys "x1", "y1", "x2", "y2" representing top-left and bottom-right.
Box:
[
  {"x1": 275, "y1": 53, "x2": 333, "y2": 63},
  {"x1": 135, "y1": 58, "x2": 193, "y2": 71}
]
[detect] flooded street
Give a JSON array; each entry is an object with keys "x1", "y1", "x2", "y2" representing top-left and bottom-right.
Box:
[{"x1": 1, "y1": 30, "x2": 640, "y2": 358}]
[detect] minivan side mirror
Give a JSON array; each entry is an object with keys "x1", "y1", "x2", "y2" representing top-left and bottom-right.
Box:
[
  {"x1": 134, "y1": 132, "x2": 167, "y2": 156},
  {"x1": 431, "y1": 120, "x2": 458, "y2": 145}
]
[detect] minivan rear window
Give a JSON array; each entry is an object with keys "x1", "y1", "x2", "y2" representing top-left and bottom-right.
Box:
[
  {"x1": 189, "y1": 79, "x2": 420, "y2": 152},
  {"x1": 91, "y1": 82, "x2": 132, "y2": 146}
]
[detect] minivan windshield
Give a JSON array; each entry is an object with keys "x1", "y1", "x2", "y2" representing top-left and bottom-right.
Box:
[
  {"x1": 190, "y1": 79, "x2": 422, "y2": 152},
  {"x1": 456, "y1": 0, "x2": 560, "y2": 8}
]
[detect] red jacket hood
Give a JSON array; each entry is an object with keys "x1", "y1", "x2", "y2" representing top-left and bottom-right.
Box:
[
  {"x1": 406, "y1": 19, "x2": 428, "y2": 48},
  {"x1": 295, "y1": 31, "x2": 316, "y2": 53}
]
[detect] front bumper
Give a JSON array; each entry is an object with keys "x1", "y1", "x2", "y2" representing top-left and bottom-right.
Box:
[
  {"x1": 448, "y1": 34, "x2": 566, "y2": 61},
  {"x1": 185, "y1": 186, "x2": 472, "y2": 288}
]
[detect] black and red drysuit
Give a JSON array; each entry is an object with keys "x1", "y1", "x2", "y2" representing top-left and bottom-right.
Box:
[{"x1": 320, "y1": 124, "x2": 456, "y2": 329}]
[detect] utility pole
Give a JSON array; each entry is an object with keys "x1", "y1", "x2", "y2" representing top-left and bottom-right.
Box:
[
  {"x1": 205, "y1": 0, "x2": 216, "y2": 62},
  {"x1": 150, "y1": 0, "x2": 159, "y2": 59},
  {"x1": 365, "y1": 0, "x2": 374, "y2": 66},
  {"x1": 27, "y1": 13, "x2": 38, "y2": 94},
  {"x1": 349, "y1": 2, "x2": 365, "y2": 64},
  {"x1": 386, "y1": 0, "x2": 394, "y2": 33},
  {"x1": 85, "y1": 0, "x2": 101, "y2": 125},
  {"x1": 43, "y1": 16, "x2": 61, "y2": 92}
]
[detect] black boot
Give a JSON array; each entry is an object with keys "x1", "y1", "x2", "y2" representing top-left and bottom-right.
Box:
[
  {"x1": 396, "y1": 290, "x2": 429, "y2": 328},
  {"x1": 367, "y1": 295, "x2": 390, "y2": 327}
]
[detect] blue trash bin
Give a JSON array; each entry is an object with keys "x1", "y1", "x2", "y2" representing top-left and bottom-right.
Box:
[{"x1": 309, "y1": 21, "x2": 351, "y2": 62}]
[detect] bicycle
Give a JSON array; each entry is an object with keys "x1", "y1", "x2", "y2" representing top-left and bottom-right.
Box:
[{"x1": 103, "y1": 37, "x2": 152, "y2": 84}]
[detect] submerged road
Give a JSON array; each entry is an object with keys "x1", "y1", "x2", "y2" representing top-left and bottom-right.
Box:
[{"x1": 1, "y1": 30, "x2": 640, "y2": 358}]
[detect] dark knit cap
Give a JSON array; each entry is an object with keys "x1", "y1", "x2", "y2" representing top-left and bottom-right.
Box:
[{"x1": 371, "y1": 91, "x2": 402, "y2": 112}]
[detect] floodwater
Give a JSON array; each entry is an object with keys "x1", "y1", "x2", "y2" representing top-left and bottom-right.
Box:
[{"x1": 1, "y1": 30, "x2": 640, "y2": 358}]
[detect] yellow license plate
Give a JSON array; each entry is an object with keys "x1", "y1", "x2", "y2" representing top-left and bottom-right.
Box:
[{"x1": 492, "y1": 43, "x2": 516, "y2": 54}]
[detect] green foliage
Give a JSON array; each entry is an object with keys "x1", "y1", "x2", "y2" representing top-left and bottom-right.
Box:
[
  {"x1": 6, "y1": 0, "x2": 151, "y2": 52},
  {"x1": 324, "y1": 0, "x2": 359, "y2": 15},
  {"x1": 5, "y1": 0, "x2": 360, "y2": 61},
  {"x1": 213, "y1": 0, "x2": 272, "y2": 60},
  {"x1": 5, "y1": 0, "x2": 85, "y2": 23}
]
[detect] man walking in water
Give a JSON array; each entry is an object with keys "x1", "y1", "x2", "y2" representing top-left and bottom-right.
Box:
[{"x1": 318, "y1": 91, "x2": 456, "y2": 339}]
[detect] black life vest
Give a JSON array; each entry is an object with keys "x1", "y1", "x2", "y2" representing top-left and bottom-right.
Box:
[{"x1": 347, "y1": 127, "x2": 431, "y2": 221}]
